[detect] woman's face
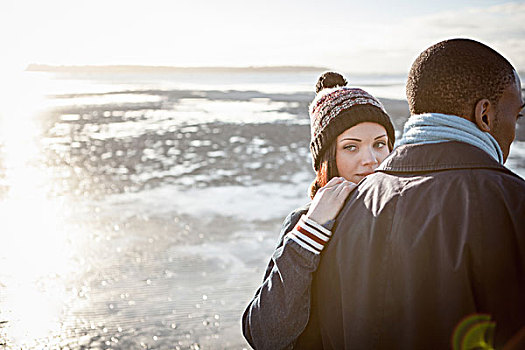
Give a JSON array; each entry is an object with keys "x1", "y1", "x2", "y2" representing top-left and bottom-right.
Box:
[{"x1": 335, "y1": 122, "x2": 390, "y2": 183}]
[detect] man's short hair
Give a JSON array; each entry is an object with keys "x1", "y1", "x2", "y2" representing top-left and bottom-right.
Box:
[{"x1": 406, "y1": 38, "x2": 516, "y2": 117}]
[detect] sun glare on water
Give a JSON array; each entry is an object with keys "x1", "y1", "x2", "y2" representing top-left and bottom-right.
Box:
[{"x1": 0, "y1": 71, "x2": 77, "y2": 347}]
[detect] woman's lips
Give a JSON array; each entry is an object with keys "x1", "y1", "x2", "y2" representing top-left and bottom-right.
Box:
[{"x1": 356, "y1": 171, "x2": 374, "y2": 177}]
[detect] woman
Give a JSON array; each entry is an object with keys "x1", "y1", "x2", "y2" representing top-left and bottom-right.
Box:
[{"x1": 242, "y1": 72, "x2": 396, "y2": 350}]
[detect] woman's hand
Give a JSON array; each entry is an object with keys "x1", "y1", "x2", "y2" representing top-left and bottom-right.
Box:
[{"x1": 306, "y1": 177, "x2": 357, "y2": 226}]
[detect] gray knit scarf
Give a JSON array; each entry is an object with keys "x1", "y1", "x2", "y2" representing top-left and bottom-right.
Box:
[{"x1": 397, "y1": 113, "x2": 504, "y2": 164}]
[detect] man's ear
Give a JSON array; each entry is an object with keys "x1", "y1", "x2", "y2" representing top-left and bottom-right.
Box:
[{"x1": 474, "y1": 98, "x2": 495, "y2": 132}]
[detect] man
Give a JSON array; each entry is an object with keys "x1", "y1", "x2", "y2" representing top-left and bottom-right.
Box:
[{"x1": 300, "y1": 39, "x2": 525, "y2": 349}]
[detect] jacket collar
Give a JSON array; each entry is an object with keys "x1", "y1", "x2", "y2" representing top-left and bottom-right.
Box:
[{"x1": 377, "y1": 141, "x2": 518, "y2": 177}]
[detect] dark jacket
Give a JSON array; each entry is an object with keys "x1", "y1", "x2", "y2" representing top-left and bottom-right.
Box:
[
  {"x1": 242, "y1": 203, "x2": 319, "y2": 350},
  {"x1": 303, "y1": 141, "x2": 525, "y2": 349}
]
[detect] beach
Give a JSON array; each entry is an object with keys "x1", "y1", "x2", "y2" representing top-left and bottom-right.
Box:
[{"x1": 0, "y1": 69, "x2": 523, "y2": 349}]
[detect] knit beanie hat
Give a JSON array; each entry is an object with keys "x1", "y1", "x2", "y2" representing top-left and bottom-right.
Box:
[{"x1": 309, "y1": 72, "x2": 395, "y2": 170}]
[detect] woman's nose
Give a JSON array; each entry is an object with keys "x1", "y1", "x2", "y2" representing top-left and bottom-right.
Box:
[{"x1": 361, "y1": 147, "x2": 379, "y2": 166}]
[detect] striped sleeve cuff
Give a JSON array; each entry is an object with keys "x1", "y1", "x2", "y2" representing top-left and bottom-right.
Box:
[{"x1": 286, "y1": 215, "x2": 332, "y2": 255}]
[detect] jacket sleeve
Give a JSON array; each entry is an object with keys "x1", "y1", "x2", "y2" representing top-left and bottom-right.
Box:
[{"x1": 242, "y1": 207, "x2": 332, "y2": 350}]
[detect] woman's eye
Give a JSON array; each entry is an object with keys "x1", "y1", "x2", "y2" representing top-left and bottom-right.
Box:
[
  {"x1": 374, "y1": 141, "x2": 386, "y2": 148},
  {"x1": 344, "y1": 145, "x2": 357, "y2": 151}
]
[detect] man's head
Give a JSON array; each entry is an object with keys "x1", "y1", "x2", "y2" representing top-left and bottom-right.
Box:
[{"x1": 406, "y1": 38, "x2": 524, "y2": 161}]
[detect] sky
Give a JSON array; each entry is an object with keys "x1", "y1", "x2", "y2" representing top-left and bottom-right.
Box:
[{"x1": 1, "y1": 0, "x2": 524, "y2": 74}]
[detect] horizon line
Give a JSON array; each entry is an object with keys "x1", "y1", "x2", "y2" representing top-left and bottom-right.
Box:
[{"x1": 25, "y1": 64, "x2": 411, "y2": 76}]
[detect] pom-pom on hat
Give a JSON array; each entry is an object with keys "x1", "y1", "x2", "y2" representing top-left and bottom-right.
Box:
[{"x1": 309, "y1": 72, "x2": 395, "y2": 170}]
